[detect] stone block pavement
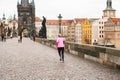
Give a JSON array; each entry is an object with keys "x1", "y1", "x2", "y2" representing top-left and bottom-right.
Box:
[{"x1": 0, "y1": 38, "x2": 120, "y2": 80}]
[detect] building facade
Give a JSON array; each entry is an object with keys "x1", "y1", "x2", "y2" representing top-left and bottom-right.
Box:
[
  {"x1": 46, "y1": 20, "x2": 71, "y2": 40},
  {"x1": 0, "y1": 14, "x2": 8, "y2": 36},
  {"x1": 67, "y1": 19, "x2": 76, "y2": 42},
  {"x1": 92, "y1": 18, "x2": 108, "y2": 45},
  {"x1": 75, "y1": 23, "x2": 82, "y2": 43},
  {"x1": 8, "y1": 14, "x2": 18, "y2": 37},
  {"x1": 82, "y1": 18, "x2": 92, "y2": 44},
  {"x1": 46, "y1": 20, "x2": 59, "y2": 39},
  {"x1": 35, "y1": 17, "x2": 42, "y2": 36},
  {"x1": 104, "y1": 18, "x2": 120, "y2": 48},
  {"x1": 74, "y1": 18, "x2": 85, "y2": 43}
]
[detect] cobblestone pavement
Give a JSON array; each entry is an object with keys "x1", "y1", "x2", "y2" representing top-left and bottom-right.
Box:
[{"x1": 0, "y1": 38, "x2": 120, "y2": 80}]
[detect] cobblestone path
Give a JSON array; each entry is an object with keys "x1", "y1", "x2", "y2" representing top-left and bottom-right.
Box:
[{"x1": 0, "y1": 38, "x2": 120, "y2": 80}]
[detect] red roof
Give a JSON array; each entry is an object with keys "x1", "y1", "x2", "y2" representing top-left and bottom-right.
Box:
[
  {"x1": 74, "y1": 18, "x2": 86, "y2": 24},
  {"x1": 46, "y1": 19, "x2": 72, "y2": 25},
  {"x1": 35, "y1": 17, "x2": 42, "y2": 22},
  {"x1": 111, "y1": 18, "x2": 120, "y2": 22},
  {"x1": 111, "y1": 18, "x2": 120, "y2": 24}
]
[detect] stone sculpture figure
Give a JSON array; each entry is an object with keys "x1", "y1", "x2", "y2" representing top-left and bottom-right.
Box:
[{"x1": 39, "y1": 16, "x2": 47, "y2": 38}]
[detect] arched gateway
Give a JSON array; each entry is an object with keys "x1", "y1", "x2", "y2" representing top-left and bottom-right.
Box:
[{"x1": 17, "y1": 0, "x2": 35, "y2": 37}]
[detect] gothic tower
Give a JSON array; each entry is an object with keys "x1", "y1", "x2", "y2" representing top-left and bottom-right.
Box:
[
  {"x1": 17, "y1": 0, "x2": 35, "y2": 36},
  {"x1": 103, "y1": 0, "x2": 116, "y2": 18}
]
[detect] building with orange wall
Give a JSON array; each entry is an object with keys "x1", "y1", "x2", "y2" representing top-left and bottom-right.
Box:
[{"x1": 82, "y1": 18, "x2": 92, "y2": 44}]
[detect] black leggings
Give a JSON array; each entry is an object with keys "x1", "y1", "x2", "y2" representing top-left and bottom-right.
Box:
[{"x1": 58, "y1": 47, "x2": 64, "y2": 61}]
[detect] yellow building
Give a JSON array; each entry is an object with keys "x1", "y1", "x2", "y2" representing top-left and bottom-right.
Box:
[{"x1": 82, "y1": 18, "x2": 92, "y2": 44}]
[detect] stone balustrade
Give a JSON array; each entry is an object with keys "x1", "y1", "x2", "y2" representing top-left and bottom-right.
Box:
[{"x1": 36, "y1": 38, "x2": 120, "y2": 69}]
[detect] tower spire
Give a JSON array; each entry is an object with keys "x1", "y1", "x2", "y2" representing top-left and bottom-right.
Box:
[
  {"x1": 2, "y1": 13, "x2": 6, "y2": 20},
  {"x1": 31, "y1": 0, "x2": 35, "y2": 7},
  {"x1": 21, "y1": 0, "x2": 29, "y2": 6},
  {"x1": 103, "y1": 0, "x2": 116, "y2": 18},
  {"x1": 106, "y1": 0, "x2": 112, "y2": 9},
  {"x1": 17, "y1": 0, "x2": 19, "y2": 5},
  {"x1": 13, "y1": 14, "x2": 16, "y2": 20}
]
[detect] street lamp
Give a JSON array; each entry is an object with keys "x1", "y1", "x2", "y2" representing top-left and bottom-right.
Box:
[{"x1": 58, "y1": 14, "x2": 62, "y2": 34}]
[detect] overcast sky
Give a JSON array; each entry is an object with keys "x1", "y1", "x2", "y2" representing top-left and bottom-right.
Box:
[{"x1": 0, "y1": 0, "x2": 120, "y2": 19}]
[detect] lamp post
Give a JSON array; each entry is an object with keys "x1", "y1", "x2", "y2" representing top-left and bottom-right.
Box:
[{"x1": 58, "y1": 14, "x2": 62, "y2": 34}]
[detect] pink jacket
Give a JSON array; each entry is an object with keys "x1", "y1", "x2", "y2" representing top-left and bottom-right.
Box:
[{"x1": 56, "y1": 37, "x2": 65, "y2": 48}]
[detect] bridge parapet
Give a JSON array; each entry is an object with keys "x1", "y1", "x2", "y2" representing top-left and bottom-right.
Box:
[{"x1": 36, "y1": 38, "x2": 120, "y2": 69}]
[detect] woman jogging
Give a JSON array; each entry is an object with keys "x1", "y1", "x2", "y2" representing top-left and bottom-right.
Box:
[{"x1": 56, "y1": 34, "x2": 65, "y2": 62}]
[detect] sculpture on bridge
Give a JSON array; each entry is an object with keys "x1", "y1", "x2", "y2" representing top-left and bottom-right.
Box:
[{"x1": 39, "y1": 16, "x2": 47, "y2": 38}]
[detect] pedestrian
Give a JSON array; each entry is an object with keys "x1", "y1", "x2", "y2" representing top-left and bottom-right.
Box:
[
  {"x1": 18, "y1": 34, "x2": 22, "y2": 43},
  {"x1": 33, "y1": 35, "x2": 35, "y2": 42},
  {"x1": 4, "y1": 35, "x2": 6, "y2": 42},
  {"x1": 56, "y1": 34, "x2": 65, "y2": 62},
  {"x1": 1, "y1": 34, "x2": 4, "y2": 42},
  {"x1": 10, "y1": 33, "x2": 12, "y2": 38},
  {"x1": 20, "y1": 35, "x2": 22, "y2": 42}
]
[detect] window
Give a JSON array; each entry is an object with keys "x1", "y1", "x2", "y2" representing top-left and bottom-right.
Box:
[
  {"x1": 117, "y1": 34, "x2": 120, "y2": 38},
  {"x1": 102, "y1": 26, "x2": 103, "y2": 29},
  {"x1": 20, "y1": 13, "x2": 23, "y2": 15},
  {"x1": 26, "y1": 13, "x2": 29, "y2": 15},
  {"x1": 102, "y1": 35, "x2": 103, "y2": 38},
  {"x1": 99, "y1": 26, "x2": 101, "y2": 29},
  {"x1": 110, "y1": 12, "x2": 113, "y2": 16}
]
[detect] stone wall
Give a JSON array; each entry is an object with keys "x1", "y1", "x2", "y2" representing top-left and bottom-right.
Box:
[{"x1": 36, "y1": 38, "x2": 120, "y2": 69}]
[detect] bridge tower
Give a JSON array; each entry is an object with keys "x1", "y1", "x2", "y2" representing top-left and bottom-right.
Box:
[{"x1": 17, "y1": 0, "x2": 35, "y2": 37}]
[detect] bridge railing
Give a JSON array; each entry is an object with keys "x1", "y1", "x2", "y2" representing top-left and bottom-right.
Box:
[{"x1": 36, "y1": 38, "x2": 120, "y2": 69}]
